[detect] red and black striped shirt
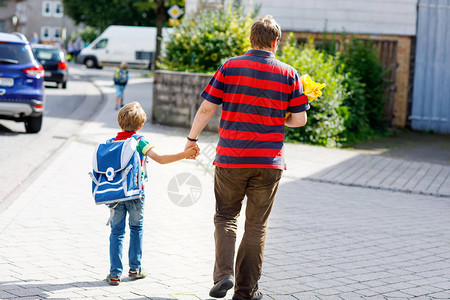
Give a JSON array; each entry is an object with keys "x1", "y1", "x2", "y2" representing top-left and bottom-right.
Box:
[{"x1": 201, "y1": 49, "x2": 310, "y2": 169}]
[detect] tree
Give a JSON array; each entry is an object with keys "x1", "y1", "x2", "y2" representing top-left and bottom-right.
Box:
[
  {"x1": 132, "y1": 0, "x2": 174, "y2": 69},
  {"x1": 160, "y1": 7, "x2": 253, "y2": 73},
  {"x1": 62, "y1": 0, "x2": 153, "y2": 31},
  {"x1": 62, "y1": 0, "x2": 183, "y2": 67}
]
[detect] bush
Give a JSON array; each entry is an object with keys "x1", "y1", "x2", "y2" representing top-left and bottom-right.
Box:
[
  {"x1": 339, "y1": 37, "x2": 389, "y2": 141},
  {"x1": 279, "y1": 33, "x2": 348, "y2": 147},
  {"x1": 69, "y1": 26, "x2": 99, "y2": 44},
  {"x1": 159, "y1": 7, "x2": 253, "y2": 73}
]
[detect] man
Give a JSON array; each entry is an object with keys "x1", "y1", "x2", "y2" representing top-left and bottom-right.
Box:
[{"x1": 185, "y1": 15, "x2": 309, "y2": 300}]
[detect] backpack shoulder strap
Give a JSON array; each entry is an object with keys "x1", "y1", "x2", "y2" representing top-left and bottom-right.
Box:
[
  {"x1": 130, "y1": 134, "x2": 148, "y2": 181},
  {"x1": 131, "y1": 134, "x2": 143, "y2": 140}
]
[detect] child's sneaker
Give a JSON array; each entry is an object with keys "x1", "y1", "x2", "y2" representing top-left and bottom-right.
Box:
[
  {"x1": 129, "y1": 267, "x2": 146, "y2": 279},
  {"x1": 106, "y1": 274, "x2": 121, "y2": 286}
]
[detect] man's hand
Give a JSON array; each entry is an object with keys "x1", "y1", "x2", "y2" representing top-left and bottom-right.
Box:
[
  {"x1": 185, "y1": 140, "x2": 200, "y2": 159},
  {"x1": 184, "y1": 100, "x2": 218, "y2": 159}
]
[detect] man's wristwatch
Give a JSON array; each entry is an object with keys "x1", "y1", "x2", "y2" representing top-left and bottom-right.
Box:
[{"x1": 187, "y1": 136, "x2": 198, "y2": 142}]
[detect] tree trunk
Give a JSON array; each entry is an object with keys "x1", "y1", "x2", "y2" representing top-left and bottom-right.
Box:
[{"x1": 153, "y1": 0, "x2": 165, "y2": 71}]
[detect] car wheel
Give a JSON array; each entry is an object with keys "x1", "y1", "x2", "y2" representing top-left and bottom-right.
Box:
[
  {"x1": 24, "y1": 115, "x2": 43, "y2": 133},
  {"x1": 62, "y1": 81, "x2": 67, "y2": 89},
  {"x1": 85, "y1": 57, "x2": 96, "y2": 68}
]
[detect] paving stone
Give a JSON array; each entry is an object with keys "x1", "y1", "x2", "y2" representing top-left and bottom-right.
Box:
[
  {"x1": 265, "y1": 294, "x2": 298, "y2": 300},
  {"x1": 426, "y1": 291, "x2": 450, "y2": 299},
  {"x1": 0, "y1": 76, "x2": 449, "y2": 300},
  {"x1": 336, "y1": 292, "x2": 366, "y2": 299},
  {"x1": 0, "y1": 291, "x2": 14, "y2": 299}
]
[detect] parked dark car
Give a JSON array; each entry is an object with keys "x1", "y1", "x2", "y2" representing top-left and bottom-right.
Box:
[
  {"x1": 31, "y1": 44, "x2": 68, "y2": 89},
  {"x1": 0, "y1": 32, "x2": 45, "y2": 133}
]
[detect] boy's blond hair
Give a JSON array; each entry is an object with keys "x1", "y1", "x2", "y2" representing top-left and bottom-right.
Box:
[
  {"x1": 119, "y1": 61, "x2": 128, "y2": 69},
  {"x1": 250, "y1": 15, "x2": 281, "y2": 49},
  {"x1": 118, "y1": 102, "x2": 147, "y2": 132}
]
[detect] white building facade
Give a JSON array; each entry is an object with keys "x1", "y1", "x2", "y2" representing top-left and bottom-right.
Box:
[{"x1": 186, "y1": 0, "x2": 417, "y2": 36}]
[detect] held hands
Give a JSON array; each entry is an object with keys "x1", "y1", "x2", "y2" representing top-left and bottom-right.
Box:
[{"x1": 185, "y1": 141, "x2": 200, "y2": 159}]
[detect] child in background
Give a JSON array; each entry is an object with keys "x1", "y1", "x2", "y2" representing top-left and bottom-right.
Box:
[{"x1": 114, "y1": 62, "x2": 129, "y2": 110}]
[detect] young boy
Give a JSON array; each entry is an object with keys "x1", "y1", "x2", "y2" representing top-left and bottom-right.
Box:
[
  {"x1": 106, "y1": 102, "x2": 198, "y2": 286},
  {"x1": 114, "y1": 62, "x2": 129, "y2": 110}
]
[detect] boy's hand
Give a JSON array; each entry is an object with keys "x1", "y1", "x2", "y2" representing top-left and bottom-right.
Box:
[{"x1": 185, "y1": 142, "x2": 200, "y2": 159}]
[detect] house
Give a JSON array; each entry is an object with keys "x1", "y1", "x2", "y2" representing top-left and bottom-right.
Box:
[
  {"x1": 0, "y1": 0, "x2": 81, "y2": 46},
  {"x1": 185, "y1": 0, "x2": 450, "y2": 134},
  {"x1": 0, "y1": 0, "x2": 17, "y2": 32}
]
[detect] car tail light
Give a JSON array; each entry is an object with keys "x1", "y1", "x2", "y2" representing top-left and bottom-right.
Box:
[
  {"x1": 58, "y1": 61, "x2": 67, "y2": 70},
  {"x1": 23, "y1": 65, "x2": 45, "y2": 78},
  {"x1": 31, "y1": 100, "x2": 44, "y2": 111}
]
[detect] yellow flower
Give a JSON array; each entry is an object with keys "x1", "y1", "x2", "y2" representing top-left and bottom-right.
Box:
[
  {"x1": 285, "y1": 74, "x2": 326, "y2": 118},
  {"x1": 301, "y1": 74, "x2": 326, "y2": 101}
]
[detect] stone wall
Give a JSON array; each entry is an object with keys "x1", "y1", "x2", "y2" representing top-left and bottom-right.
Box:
[{"x1": 152, "y1": 70, "x2": 221, "y2": 132}]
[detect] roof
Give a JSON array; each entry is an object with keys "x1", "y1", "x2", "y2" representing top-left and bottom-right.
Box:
[
  {"x1": 31, "y1": 43, "x2": 61, "y2": 50},
  {"x1": 0, "y1": 32, "x2": 28, "y2": 44}
]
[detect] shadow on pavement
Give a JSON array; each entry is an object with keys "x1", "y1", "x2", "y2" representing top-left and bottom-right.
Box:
[
  {"x1": 264, "y1": 177, "x2": 450, "y2": 298},
  {"x1": 303, "y1": 151, "x2": 450, "y2": 197},
  {"x1": 0, "y1": 280, "x2": 177, "y2": 299},
  {"x1": 347, "y1": 130, "x2": 450, "y2": 166},
  {"x1": 0, "y1": 123, "x2": 20, "y2": 135}
]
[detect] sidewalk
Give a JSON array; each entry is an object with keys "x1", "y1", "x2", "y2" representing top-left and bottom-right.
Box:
[{"x1": 0, "y1": 74, "x2": 449, "y2": 299}]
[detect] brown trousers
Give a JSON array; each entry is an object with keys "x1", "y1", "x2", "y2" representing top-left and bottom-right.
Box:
[{"x1": 213, "y1": 166, "x2": 283, "y2": 298}]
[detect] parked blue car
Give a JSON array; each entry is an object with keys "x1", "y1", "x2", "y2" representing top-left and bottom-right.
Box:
[{"x1": 0, "y1": 32, "x2": 45, "y2": 133}]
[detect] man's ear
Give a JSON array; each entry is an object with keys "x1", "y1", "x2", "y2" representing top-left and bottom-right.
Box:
[{"x1": 272, "y1": 38, "x2": 278, "y2": 49}]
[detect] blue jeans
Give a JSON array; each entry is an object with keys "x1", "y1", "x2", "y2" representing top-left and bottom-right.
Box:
[{"x1": 109, "y1": 196, "x2": 145, "y2": 276}]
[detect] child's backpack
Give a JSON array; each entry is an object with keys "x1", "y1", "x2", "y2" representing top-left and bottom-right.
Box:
[
  {"x1": 89, "y1": 135, "x2": 147, "y2": 224},
  {"x1": 113, "y1": 68, "x2": 128, "y2": 85}
]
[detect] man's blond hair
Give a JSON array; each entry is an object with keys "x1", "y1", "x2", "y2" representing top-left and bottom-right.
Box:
[
  {"x1": 117, "y1": 102, "x2": 147, "y2": 132},
  {"x1": 250, "y1": 15, "x2": 281, "y2": 49}
]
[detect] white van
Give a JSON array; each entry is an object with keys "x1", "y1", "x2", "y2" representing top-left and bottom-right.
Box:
[{"x1": 77, "y1": 25, "x2": 172, "y2": 69}]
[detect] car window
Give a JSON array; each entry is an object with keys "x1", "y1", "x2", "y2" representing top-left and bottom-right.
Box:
[
  {"x1": 0, "y1": 43, "x2": 34, "y2": 64},
  {"x1": 93, "y1": 39, "x2": 108, "y2": 49},
  {"x1": 32, "y1": 48, "x2": 61, "y2": 61}
]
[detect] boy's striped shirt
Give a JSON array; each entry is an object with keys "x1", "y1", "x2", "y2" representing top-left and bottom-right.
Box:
[{"x1": 201, "y1": 49, "x2": 310, "y2": 170}]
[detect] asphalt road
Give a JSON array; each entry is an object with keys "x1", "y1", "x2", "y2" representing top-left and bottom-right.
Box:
[
  {"x1": 0, "y1": 64, "x2": 150, "y2": 211},
  {"x1": 0, "y1": 65, "x2": 101, "y2": 211}
]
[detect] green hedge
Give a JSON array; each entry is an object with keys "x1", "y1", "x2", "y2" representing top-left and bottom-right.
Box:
[
  {"x1": 159, "y1": 8, "x2": 253, "y2": 73},
  {"x1": 279, "y1": 34, "x2": 347, "y2": 147},
  {"x1": 339, "y1": 37, "x2": 389, "y2": 143},
  {"x1": 161, "y1": 12, "x2": 388, "y2": 147}
]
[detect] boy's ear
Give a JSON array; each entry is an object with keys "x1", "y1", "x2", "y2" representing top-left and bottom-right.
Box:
[{"x1": 138, "y1": 125, "x2": 143, "y2": 131}]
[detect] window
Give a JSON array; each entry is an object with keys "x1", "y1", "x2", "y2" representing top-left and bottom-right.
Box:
[
  {"x1": 41, "y1": 27, "x2": 51, "y2": 41},
  {"x1": 54, "y1": 1, "x2": 63, "y2": 17},
  {"x1": 42, "y1": 1, "x2": 52, "y2": 17},
  {"x1": 0, "y1": 20, "x2": 5, "y2": 32},
  {"x1": 32, "y1": 47, "x2": 61, "y2": 61},
  {"x1": 0, "y1": 44, "x2": 34, "y2": 64},
  {"x1": 42, "y1": 1, "x2": 64, "y2": 18},
  {"x1": 93, "y1": 39, "x2": 108, "y2": 50},
  {"x1": 54, "y1": 28, "x2": 60, "y2": 39}
]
